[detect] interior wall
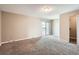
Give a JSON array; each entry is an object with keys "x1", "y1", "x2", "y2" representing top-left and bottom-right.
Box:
[
  {"x1": 52, "y1": 19, "x2": 60, "y2": 37},
  {"x1": 2, "y1": 11, "x2": 42, "y2": 42},
  {"x1": 76, "y1": 15, "x2": 79, "y2": 44},
  {"x1": 50, "y1": 20, "x2": 53, "y2": 35},
  {"x1": 0, "y1": 11, "x2": 1, "y2": 44},
  {"x1": 60, "y1": 10, "x2": 79, "y2": 43}
]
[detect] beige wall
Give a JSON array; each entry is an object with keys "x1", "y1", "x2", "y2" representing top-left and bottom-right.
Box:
[
  {"x1": 2, "y1": 11, "x2": 42, "y2": 42},
  {"x1": 0, "y1": 11, "x2": 1, "y2": 44},
  {"x1": 77, "y1": 15, "x2": 79, "y2": 44},
  {"x1": 60, "y1": 10, "x2": 79, "y2": 43}
]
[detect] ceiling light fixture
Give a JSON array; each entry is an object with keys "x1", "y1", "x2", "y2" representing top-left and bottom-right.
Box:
[{"x1": 41, "y1": 6, "x2": 52, "y2": 13}]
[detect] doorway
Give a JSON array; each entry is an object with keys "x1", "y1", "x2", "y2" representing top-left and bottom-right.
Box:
[
  {"x1": 69, "y1": 15, "x2": 77, "y2": 44},
  {"x1": 41, "y1": 21, "x2": 51, "y2": 36}
]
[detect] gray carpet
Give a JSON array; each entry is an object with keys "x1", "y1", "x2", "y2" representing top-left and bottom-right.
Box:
[
  {"x1": 31, "y1": 37, "x2": 79, "y2": 55},
  {"x1": 0, "y1": 36, "x2": 79, "y2": 55}
]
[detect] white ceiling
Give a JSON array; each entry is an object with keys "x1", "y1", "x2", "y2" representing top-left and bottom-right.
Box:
[{"x1": 0, "y1": 4, "x2": 79, "y2": 19}]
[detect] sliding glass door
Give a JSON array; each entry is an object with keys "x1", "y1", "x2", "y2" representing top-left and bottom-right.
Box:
[{"x1": 41, "y1": 21, "x2": 50, "y2": 36}]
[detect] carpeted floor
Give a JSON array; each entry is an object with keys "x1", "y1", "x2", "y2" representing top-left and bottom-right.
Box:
[{"x1": 0, "y1": 36, "x2": 79, "y2": 55}]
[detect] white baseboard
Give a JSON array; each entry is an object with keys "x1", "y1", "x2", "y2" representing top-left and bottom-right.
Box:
[{"x1": 1, "y1": 36, "x2": 41, "y2": 45}]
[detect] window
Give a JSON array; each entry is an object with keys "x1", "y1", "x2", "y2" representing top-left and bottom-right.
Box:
[{"x1": 41, "y1": 21, "x2": 50, "y2": 36}]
